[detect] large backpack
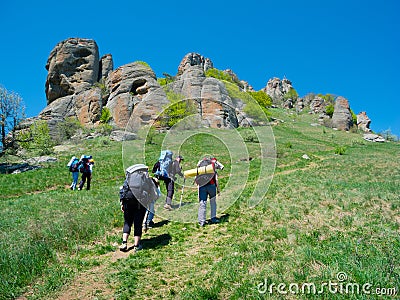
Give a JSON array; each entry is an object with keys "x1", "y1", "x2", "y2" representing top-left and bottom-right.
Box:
[
  {"x1": 195, "y1": 157, "x2": 217, "y2": 187},
  {"x1": 154, "y1": 150, "x2": 173, "y2": 180},
  {"x1": 67, "y1": 156, "x2": 79, "y2": 172},
  {"x1": 121, "y1": 164, "x2": 159, "y2": 208}
]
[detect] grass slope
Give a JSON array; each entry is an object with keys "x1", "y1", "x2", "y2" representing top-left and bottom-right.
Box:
[{"x1": 0, "y1": 109, "x2": 399, "y2": 299}]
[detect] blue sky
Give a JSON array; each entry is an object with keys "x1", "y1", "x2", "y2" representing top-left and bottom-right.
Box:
[{"x1": 1, "y1": 0, "x2": 399, "y2": 136}]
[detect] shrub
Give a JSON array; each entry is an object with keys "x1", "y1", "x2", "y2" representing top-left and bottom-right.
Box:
[
  {"x1": 247, "y1": 91, "x2": 272, "y2": 108},
  {"x1": 19, "y1": 120, "x2": 55, "y2": 155},
  {"x1": 100, "y1": 107, "x2": 112, "y2": 124},
  {"x1": 135, "y1": 61, "x2": 151, "y2": 69},
  {"x1": 325, "y1": 104, "x2": 334, "y2": 118},
  {"x1": 56, "y1": 117, "x2": 82, "y2": 141},
  {"x1": 158, "y1": 88, "x2": 197, "y2": 128},
  {"x1": 334, "y1": 145, "x2": 347, "y2": 155},
  {"x1": 205, "y1": 68, "x2": 236, "y2": 85},
  {"x1": 283, "y1": 88, "x2": 298, "y2": 101},
  {"x1": 350, "y1": 109, "x2": 357, "y2": 125}
]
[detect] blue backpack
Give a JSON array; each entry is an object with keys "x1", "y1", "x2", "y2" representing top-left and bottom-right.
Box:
[{"x1": 154, "y1": 150, "x2": 173, "y2": 179}]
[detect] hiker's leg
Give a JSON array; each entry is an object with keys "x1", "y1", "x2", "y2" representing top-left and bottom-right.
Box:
[
  {"x1": 133, "y1": 202, "x2": 147, "y2": 245},
  {"x1": 208, "y1": 184, "x2": 217, "y2": 220},
  {"x1": 123, "y1": 202, "x2": 134, "y2": 238},
  {"x1": 86, "y1": 174, "x2": 91, "y2": 190},
  {"x1": 79, "y1": 174, "x2": 86, "y2": 190},
  {"x1": 166, "y1": 179, "x2": 174, "y2": 205},
  {"x1": 198, "y1": 186, "x2": 207, "y2": 226},
  {"x1": 147, "y1": 201, "x2": 155, "y2": 224},
  {"x1": 72, "y1": 172, "x2": 79, "y2": 190}
]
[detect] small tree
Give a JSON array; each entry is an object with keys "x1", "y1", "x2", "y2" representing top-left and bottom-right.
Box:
[{"x1": 0, "y1": 86, "x2": 25, "y2": 152}]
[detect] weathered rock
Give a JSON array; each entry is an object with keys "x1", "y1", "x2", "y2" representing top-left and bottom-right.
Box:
[
  {"x1": 106, "y1": 62, "x2": 168, "y2": 129},
  {"x1": 171, "y1": 64, "x2": 240, "y2": 128},
  {"x1": 45, "y1": 38, "x2": 100, "y2": 104},
  {"x1": 177, "y1": 53, "x2": 213, "y2": 75},
  {"x1": 363, "y1": 133, "x2": 385, "y2": 142},
  {"x1": 99, "y1": 54, "x2": 113, "y2": 81},
  {"x1": 310, "y1": 96, "x2": 326, "y2": 113},
  {"x1": 357, "y1": 111, "x2": 371, "y2": 132},
  {"x1": 109, "y1": 130, "x2": 137, "y2": 141},
  {"x1": 332, "y1": 96, "x2": 353, "y2": 131},
  {"x1": 75, "y1": 88, "x2": 103, "y2": 125},
  {"x1": 263, "y1": 77, "x2": 294, "y2": 105}
]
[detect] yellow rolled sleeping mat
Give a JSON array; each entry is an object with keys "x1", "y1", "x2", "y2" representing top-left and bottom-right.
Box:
[{"x1": 184, "y1": 164, "x2": 214, "y2": 178}]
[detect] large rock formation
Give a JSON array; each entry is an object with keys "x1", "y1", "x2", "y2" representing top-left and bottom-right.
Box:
[
  {"x1": 357, "y1": 111, "x2": 371, "y2": 132},
  {"x1": 106, "y1": 62, "x2": 169, "y2": 129},
  {"x1": 263, "y1": 77, "x2": 294, "y2": 105},
  {"x1": 40, "y1": 38, "x2": 114, "y2": 131},
  {"x1": 332, "y1": 96, "x2": 353, "y2": 131},
  {"x1": 177, "y1": 53, "x2": 213, "y2": 75},
  {"x1": 45, "y1": 38, "x2": 101, "y2": 104}
]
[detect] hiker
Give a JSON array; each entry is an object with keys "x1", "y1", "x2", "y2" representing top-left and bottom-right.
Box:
[
  {"x1": 119, "y1": 164, "x2": 159, "y2": 252},
  {"x1": 195, "y1": 157, "x2": 224, "y2": 227},
  {"x1": 163, "y1": 155, "x2": 184, "y2": 210},
  {"x1": 78, "y1": 155, "x2": 93, "y2": 190},
  {"x1": 67, "y1": 156, "x2": 80, "y2": 190},
  {"x1": 143, "y1": 177, "x2": 161, "y2": 231}
]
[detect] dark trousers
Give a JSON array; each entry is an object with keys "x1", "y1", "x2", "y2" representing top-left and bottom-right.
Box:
[
  {"x1": 79, "y1": 172, "x2": 91, "y2": 190},
  {"x1": 123, "y1": 198, "x2": 147, "y2": 237},
  {"x1": 164, "y1": 178, "x2": 175, "y2": 205}
]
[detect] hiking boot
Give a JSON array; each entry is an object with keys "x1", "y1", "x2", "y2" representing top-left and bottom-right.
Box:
[
  {"x1": 133, "y1": 244, "x2": 143, "y2": 252},
  {"x1": 164, "y1": 204, "x2": 172, "y2": 210},
  {"x1": 148, "y1": 221, "x2": 155, "y2": 228},
  {"x1": 119, "y1": 241, "x2": 128, "y2": 251},
  {"x1": 199, "y1": 222, "x2": 206, "y2": 227},
  {"x1": 210, "y1": 218, "x2": 220, "y2": 224}
]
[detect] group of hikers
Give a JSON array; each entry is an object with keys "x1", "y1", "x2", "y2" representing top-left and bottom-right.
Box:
[
  {"x1": 119, "y1": 150, "x2": 224, "y2": 252},
  {"x1": 67, "y1": 155, "x2": 94, "y2": 190}
]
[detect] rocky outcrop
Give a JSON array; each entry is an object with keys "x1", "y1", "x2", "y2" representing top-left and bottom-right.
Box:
[
  {"x1": 99, "y1": 54, "x2": 113, "y2": 82},
  {"x1": 332, "y1": 96, "x2": 353, "y2": 131},
  {"x1": 263, "y1": 77, "x2": 293, "y2": 105},
  {"x1": 171, "y1": 62, "x2": 240, "y2": 128},
  {"x1": 177, "y1": 53, "x2": 213, "y2": 75},
  {"x1": 357, "y1": 111, "x2": 371, "y2": 132},
  {"x1": 106, "y1": 62, "x2": 169, "y2": 129},
  {"x1": 45, "y1": 38, "x2": 101, "y2": 104},
  {"x1": 363, "y1": 133, "x2": 385, "y2": 142}
]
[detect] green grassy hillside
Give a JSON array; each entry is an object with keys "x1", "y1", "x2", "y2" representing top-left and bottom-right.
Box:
[{"x1": 1, "y1": 109, "x2": 399, "y2": 299}]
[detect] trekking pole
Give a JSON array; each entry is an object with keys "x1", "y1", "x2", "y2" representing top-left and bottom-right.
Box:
[{"x1": 179, "y1": 178, "x2": 185, "y2": 209}]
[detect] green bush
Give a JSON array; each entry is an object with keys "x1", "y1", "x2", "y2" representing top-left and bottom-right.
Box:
[
  {"x1": 247, "y1": 91, "x2": 272, "y2": 109},
  {"x1": 56, "y1": 117, "x2": 82, "y2": 140},
  {"x1": 283, "y1": 88, "x2": 298, "y2": 101},
  {"x1": 19, "y1": 120, "x2": 55, "y2": 155},
  {"x1": 350, "y1": 109, "x2": 357, "y2": 125},
  {"x1": 205, "y1": 68, "x2": 236, "y2": 85},
  {"x1": 325, "y1": 104, "x2": 334, "y2": 118},
  {"x1": 100, "y1": 107, "x2": 112, "y2": 124},
  {"x1": 334, "y1": 145, "x2": 347, "y2": 155},
  {"x1": 158, "y1": 88, "x2": 197, "y2": 128}
]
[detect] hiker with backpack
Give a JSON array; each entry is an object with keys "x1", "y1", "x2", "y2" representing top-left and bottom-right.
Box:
[
  {"x1": 119, "y1": 164, "x2": 160, "y2": 252},
  {"x1": 143, "y1": 177, "x2": 161, "y2": 231},
  {"x1": 152, "y1": 150, "x2": 184, "y2": 210},
  {"x1": 194, "y1": 157, "x2": 224, "y2": 227},
  {"x1": 78, "y1": 155, "x2": 93, "y2": 190},
  {"x1": 67, "y1": 156, "x2": 80, "y2": 190}
]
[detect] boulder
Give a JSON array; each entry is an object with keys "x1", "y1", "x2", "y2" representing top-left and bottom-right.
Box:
[
  {"x1": 75, "y1": 88, "x2": 103, "y2": 125},
  {"x1": 332, "y1": 96, "x2": 353, "y2": 131},
  {"x1": 45, "y1": 38, "x2": 100, "y2": 104},
  {"x1": 363, "y1": 133, "x2": 385, "y2": 142},
  {"x1": 357, "y1": 111, "x2": 371, "y2": 132},
  {"x1": 170, "y1": 63, "x2": 239, "y2": 129},
  {"x1": 106, "y1": 62, "x2": 168, "y2": 129},
  {"x1": 99, "y1": 54, "x2": 113, "y2": 81},
  {"x1": 177, "y1": 53, "x2": 213, "y2": 75},
  {"x1": 109, "y1": 130, "x2": 137, "y2": 141},
  {"x1": 263, "y1": 77, "x2": 294, "y2": 105},
  {"x1": 310, "y1": 96, "x2": 326, "y2": 114}
]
